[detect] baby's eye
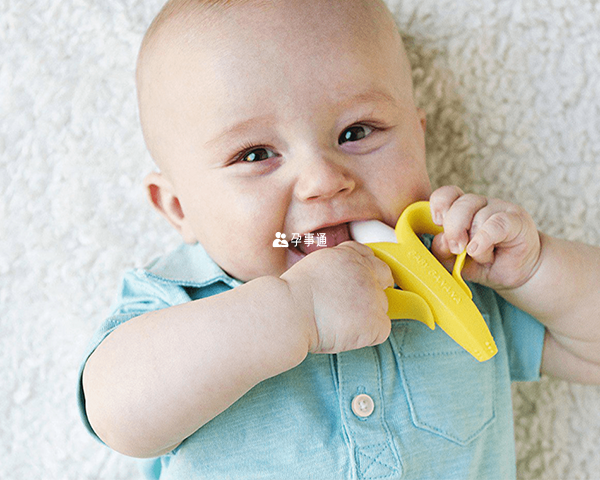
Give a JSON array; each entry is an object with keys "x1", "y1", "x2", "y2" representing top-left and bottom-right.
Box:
[
  {"x1": 338, "y1": 125, "x2": 374, "y2": 145},
  {"x1": 240, "y1": 147, "x2": 276, "y2": 163}
]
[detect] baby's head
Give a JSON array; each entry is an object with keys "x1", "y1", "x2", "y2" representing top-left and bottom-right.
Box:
[{"x1": 137, "y1": 0, "x2": 431, "y2": 282}]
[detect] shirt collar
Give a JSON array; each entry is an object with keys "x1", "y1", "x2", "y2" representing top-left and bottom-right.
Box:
[{"x1": 144, "y1": 242, "x2": 244, "y2": 289}]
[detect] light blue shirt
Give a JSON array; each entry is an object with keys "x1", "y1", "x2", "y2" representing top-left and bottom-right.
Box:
[{"x1": 78, "y1": 241, "x2": 545, "y2": 480}]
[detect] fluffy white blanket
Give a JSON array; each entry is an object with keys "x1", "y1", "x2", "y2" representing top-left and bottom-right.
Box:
[{"x1": 2, "y1": 0, "x2": 599, "y2": 478}]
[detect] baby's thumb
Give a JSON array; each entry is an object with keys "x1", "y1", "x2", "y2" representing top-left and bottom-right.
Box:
[
  {"x1": 373, "y1": 257, "x2": 395, "y2": 290},
  {"x1": 430, "y1": 233, "x2": 459, "y2": 273}
]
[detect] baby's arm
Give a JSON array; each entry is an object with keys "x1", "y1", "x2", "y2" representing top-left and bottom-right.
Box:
[
  {"x1": 82, "y1": 242, "x2": 392, "y2": 458},
  {"x1": 430, "y1": 186, "x2": 600, "y2": 384}
]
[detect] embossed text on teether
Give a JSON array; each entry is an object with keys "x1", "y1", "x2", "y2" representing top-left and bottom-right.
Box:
[{"x1": 407, "y1": 250, "x2": 462, "y2": 305}]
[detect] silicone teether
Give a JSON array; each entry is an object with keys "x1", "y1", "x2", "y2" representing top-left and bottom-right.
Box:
[{"x1": 350, "y1": 201, "x2": 498, "y2": 362}]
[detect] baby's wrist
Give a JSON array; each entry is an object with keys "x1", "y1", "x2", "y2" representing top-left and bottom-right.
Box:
[
  {"x1": 278, "y1": 271, "x2": 319, "y2": 355},
  {"x1": 493, "y1": 231, "x2": 546, "y2": 303}
]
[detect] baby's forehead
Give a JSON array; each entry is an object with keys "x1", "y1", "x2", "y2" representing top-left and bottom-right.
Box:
[{"x1": 138, "y1": 0, "x2": 405, "y2": 106}]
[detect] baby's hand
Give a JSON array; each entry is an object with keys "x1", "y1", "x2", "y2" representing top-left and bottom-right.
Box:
[
  {"x1": 429, "y1": 186, "x2": 542, "y2": 291},
  {"x1": 280, "y1": 242, "x2": 394, "y2": 354}
]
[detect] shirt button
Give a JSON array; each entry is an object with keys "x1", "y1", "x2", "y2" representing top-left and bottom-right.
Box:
[{"x1": 352, "y1": 394, "x2": 375, "y2": 418}]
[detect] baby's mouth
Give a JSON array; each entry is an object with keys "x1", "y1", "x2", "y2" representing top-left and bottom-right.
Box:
[{"x1": 294, "y1": 223, "x2": 352, "y2": 255}]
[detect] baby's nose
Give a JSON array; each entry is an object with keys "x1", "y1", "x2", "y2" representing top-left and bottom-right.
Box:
[{"x1": 294, "y1": 156, "x2": 356, "y2": 201}]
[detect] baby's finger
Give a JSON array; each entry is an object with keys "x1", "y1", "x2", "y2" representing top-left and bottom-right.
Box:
[
  {"x1": 467, "y1": 199, "x2": 512, "y2": 241},
  {"x1": 441, "y1": 194, "x2": 489, "y2": 254},
  {"x1": 336, "y1": 240, "x2": 375, "y2": 257},
  {"x1": 430, "y1": 232, "x2": 461, "y2": 271},
  {"x1": 361, "y1": 250, "x2": 395, "y2": 290},
  {"x1": 369, "y1": 256, "x2": 395, "y2": 290},
  {"x1": 429, "y1": 185, "x2": 464, "y2": 225},
  {"x1": 336, "y1": 241, "x2": 394, "y2": 289},
  {"x1": 467, "y1": 210, "x2": 524, "y2": 260}
]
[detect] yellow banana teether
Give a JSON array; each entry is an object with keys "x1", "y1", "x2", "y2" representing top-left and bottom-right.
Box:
[{"x1": 350, "y1": 201, "x2": 498, "y2": 362}]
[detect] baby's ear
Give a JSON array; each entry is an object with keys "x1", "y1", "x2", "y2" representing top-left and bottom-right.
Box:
[{"x1": 143, "y1": 172, "x2": 197, "y2": 243}]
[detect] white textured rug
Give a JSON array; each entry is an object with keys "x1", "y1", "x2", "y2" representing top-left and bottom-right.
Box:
[{"x1": 2, "y1": 0, "x2": 599, "y2": 479}]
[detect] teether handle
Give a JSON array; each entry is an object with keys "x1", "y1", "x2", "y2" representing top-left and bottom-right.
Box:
[
  {"x1": 350, "y1": 218, "x2": 472, "y2": 298},
  {"x1": 452, "y1": 250, "x2": 472, "y2": 299}
]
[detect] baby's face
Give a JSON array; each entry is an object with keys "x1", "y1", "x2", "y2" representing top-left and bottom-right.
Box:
[{"x1": 140, "y1": 0, "x2": 431, "y2": 282}]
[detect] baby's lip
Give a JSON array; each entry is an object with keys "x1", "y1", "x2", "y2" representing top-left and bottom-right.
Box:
[{"x1": 294, "y1": 223, "x2": 352, "y2": 255}]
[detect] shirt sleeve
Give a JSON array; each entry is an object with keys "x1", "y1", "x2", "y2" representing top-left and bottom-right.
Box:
[
  {"x1": 76, "y1": 269, "x2": 190, "y2": 443},
  {"x1": 496, "y1": 292, "x2": 547, "y2": 382}
]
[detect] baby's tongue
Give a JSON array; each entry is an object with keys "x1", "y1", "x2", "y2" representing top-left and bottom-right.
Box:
[{"x1": 297, "y1": 223, "x2": 351, "y2": 255}]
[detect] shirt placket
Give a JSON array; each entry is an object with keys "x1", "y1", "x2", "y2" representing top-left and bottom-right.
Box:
[{"x1": 336, "y1": 347, "x2": 403, "y2": 480}]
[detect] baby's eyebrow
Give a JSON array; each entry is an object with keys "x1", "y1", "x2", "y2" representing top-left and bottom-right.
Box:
[
  {"x1": 204, "y1": 89, "x2": 397, "y2": 149},
  {"x1": 338, "y1": 90, "x2": 397, "y2": 108},
  {"x1": 205, "y1": 115, "x2": 273, "y2": 149}
]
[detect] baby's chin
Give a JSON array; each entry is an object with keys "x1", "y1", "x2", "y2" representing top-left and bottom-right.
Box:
[{"x1": 221, "y1": 253, "x2": 298, "y2": 282}]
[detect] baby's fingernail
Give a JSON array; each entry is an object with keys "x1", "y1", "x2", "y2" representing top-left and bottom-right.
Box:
[
  {"x1": 433, "y1": 211, "x2": 443, "y2": 225},
  {"x1": 449, "y1": 240, "x2": 461, "y2": 254},
  {"x1": 467, "y1": 241, "x2": 478, "y2": 256}
]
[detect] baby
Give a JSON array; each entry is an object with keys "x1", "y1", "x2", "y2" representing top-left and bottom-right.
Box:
[{"x1": 78, "y1": 0, "x2": 600, "y2": 478}]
